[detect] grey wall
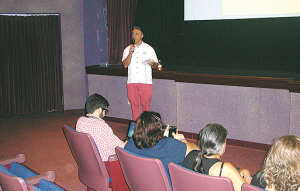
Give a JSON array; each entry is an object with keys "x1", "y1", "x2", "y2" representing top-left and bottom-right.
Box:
[
  {"x1": 0, "y1": 0, "x2": 87, "y2": 110},
  {"x1": 290, "y1": 93, "x2": 300, "y2": 136},
  {"x1": 88, "y1": 74, "x2": 300, "y2": 145},
  {"x1": 176, "y1": 83, "x2": 291, "y2": 144},
  {"x1": 88, "y1": 75, "x2": 131, "y2": 119},
  {"x1": 87, "y1": 75, "x2": 178, "y2": 126}
]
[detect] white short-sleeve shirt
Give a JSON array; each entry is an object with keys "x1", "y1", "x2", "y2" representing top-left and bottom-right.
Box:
[{"x1": 122, "y1": 42, "x2": 158, "y2": 84}]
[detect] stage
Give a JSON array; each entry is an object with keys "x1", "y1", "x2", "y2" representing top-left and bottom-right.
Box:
[{"x1": 86, "y1": 64, "x2": 300, "y2": 145}]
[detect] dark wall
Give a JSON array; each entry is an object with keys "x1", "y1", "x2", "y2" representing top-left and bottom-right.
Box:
[
  {"x1": 179, "y1": 17, "x2": 300, "y2": 71},
  {"x1": 135, "y1": 0, "x2": 300, "y2": 73},
  {"x1": 83, "y1": 0, "x2": 108, "y2": 66}
]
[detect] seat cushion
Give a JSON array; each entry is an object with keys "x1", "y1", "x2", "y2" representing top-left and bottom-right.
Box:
[
  {"x1": 9, "y1": 162, "x2": 37, "y2": 179},
  {"x1": 38, "y1": 179, "x2": 64, "y2": 191},
  {"x1": 0, "y1": 163, "x2": 15, "y2": 176}
]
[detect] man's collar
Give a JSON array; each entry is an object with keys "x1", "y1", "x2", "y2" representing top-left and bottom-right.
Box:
[
  {"x1": 135, "y1": 41, "x2": 144, "y2": 47},
  {"x1": 86, "y1": 114, "x2": 103, "y2": 120}
]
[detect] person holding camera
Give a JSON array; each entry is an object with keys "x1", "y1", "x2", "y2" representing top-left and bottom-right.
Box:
[{"x1": 124, "y1": 111, "x2": 199, "y2": 172}]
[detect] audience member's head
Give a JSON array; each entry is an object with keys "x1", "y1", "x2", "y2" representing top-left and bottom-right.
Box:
[
  {"x1": 85, "y1": 93, "x2": 109, "y2": 118},
  {"x1": 132, "y1": 111, "x2": 165, "y2": 149},
  {"x1": 193, "y1": 123, "x2": 227, "y2": 172},
  {"x1": 263, "y1": 135, "x2": 300, "y2": 191}
]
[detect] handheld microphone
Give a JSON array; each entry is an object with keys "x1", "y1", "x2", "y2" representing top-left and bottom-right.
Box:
[{"x1": 131, "y1": 39, "x2": 135, "y2": 45}]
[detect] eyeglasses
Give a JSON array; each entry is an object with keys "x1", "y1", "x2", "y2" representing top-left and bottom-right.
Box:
[{"x1": 102, "y1": 108, "x2": 109, "y2": 114}]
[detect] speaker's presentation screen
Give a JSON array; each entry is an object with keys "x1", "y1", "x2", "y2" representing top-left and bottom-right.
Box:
[{"x1": 185, "y1": 0, "x2": 300, "y2": 20}]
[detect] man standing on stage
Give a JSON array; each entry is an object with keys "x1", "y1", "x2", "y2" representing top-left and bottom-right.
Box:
[{"x1": 122, "y1": 26, "x2": 158, "y2": 121}]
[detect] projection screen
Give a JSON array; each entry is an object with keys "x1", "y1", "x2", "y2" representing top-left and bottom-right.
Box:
[{"x1": 185, "y1": 0, "x2": 300, "y2": 21}]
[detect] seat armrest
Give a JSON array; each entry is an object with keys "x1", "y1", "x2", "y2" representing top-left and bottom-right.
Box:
[
  {"x1": 108, "y1": 154, "x2": 118, "y2": 161},
  {"x1": 38, "y1": 179, "x2": 65, "y2": 191},
  {"x1": 0, "y1": 154, "x2": 26, "y2": 165},
  {"x1": 25, "y1": 171, "x2": 56, "y2": 185},
  {"x1": 106, "y1": 156, "x2": 130, "y2": 191}
]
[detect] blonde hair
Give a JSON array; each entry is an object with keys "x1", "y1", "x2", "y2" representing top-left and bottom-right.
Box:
[{"x1": 263, "y1": 135, "x2": 300, "y2": 191}]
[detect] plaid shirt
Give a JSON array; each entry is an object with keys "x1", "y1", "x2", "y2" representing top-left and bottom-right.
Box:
[{"x1": 76, "y1": 114, "x2": 125, "y2": 161}]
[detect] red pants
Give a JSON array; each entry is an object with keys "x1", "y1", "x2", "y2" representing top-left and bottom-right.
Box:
[{"x1": 126, "y1": 83, "x2": 152, "y2": 121}]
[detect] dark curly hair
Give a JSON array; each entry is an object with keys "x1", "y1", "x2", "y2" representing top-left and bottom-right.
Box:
[{"x1": 132, "y1": 111, "x2": 165, "y2": 149}]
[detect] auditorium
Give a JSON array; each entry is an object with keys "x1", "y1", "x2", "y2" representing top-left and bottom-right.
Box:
[{"x1": 1, "y1": 0, "x2": 300, "y2": 190}]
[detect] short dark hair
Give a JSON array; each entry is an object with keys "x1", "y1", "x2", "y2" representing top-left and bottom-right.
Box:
[
  {"x1": 85, "y1": 93, "x2": 109, "y2": 114},
  {"x1": 132, "y1": 111, "x2": 165, "y2": 149},
  {"x1": 133, "y1": 26, "x2": 143, "y2": 35}
]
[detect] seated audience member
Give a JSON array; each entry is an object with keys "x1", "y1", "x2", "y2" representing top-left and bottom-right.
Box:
[
  {"x1": 76, "y1": 93, "x2": 126, "y2": 161},
  {"x1": 182, "y1": 123, "x2": 251, "y2": 191},
  {"x1": 251, "y1": 135, "x2": 300, "y2": 191},
  {"x1": 124, "y1": 111, "x2": 199, "y2": 172}
]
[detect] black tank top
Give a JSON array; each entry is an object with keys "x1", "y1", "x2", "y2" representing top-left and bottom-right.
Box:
[
  {"x1": 202, "y1": 156, "x2": 224, "y2": 176},
  {"x1": 182, "y1": 150, "x2": 224, "y2": 176}
]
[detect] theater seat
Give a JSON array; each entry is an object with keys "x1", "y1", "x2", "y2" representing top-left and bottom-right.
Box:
[
  {"x1": 0, "y1": 164, "x2": 28, "y2": 191},
  {"x1": 0, "y1": 170, "x2": 63, "y2": 191},
  {"x1": 168, "y1": 162, "x2": 235, "y2": 191},
  {"x1": 0, "y1": 154, "x2": 63, "y2": 191},
  {"x1": 242, "y1": 183, "x2": 266, "y2": 191},
  {"x1": 115, "y1": 146, "x2": 172, "y2": 191},
  {"x1": 62, "y1": 125, "x2": 129, "y2": 191}
]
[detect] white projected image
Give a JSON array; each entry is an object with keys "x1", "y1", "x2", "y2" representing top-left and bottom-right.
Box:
[{"x1": 184, "y1": 0, "x2": 300, "y2": 20}]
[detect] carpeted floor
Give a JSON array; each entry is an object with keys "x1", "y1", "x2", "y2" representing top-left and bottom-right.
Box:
[
  {"x1": 0, "y1": 112, "x2": 130, "y2": 190},
  {"x1": 0, "y1": 112, "x2": 267, "y2": 190}
]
